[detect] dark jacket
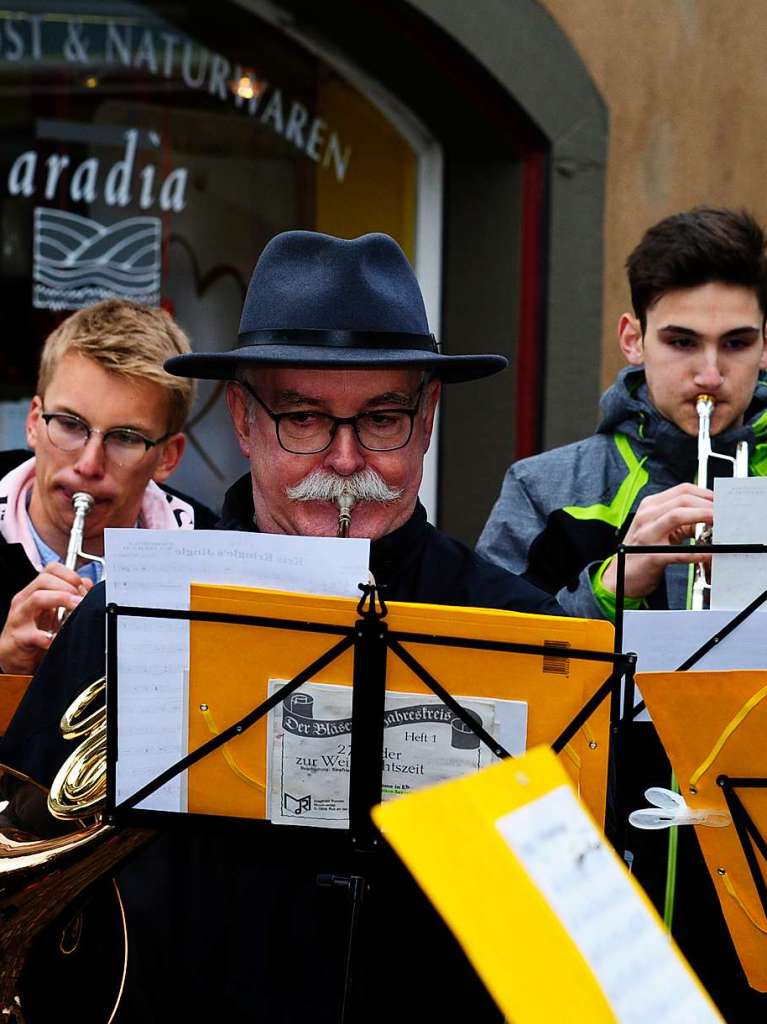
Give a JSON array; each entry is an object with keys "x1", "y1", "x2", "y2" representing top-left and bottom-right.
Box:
[
  {"x1": 2, "y1": 478, "x2": 561, "y2": 1024},
  {"x1": 220, "y1": 472, "x2": 563, "y2": 613},
  {"x1": 0, "y1": 448, "x2": 217, "y2": 637}
]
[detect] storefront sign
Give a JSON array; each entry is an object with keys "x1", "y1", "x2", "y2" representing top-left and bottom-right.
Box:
[
  {"x1": 33, "y1": 206, "x2": 161, "y2": 311},
  {"x1": 7, "y1": 126, "x2": 182, "y2": 310},
  {"x1": 0, "y1": 10, "x2": 352, "y2": 181}
]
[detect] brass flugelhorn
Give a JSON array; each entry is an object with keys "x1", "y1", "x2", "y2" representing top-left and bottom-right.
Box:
[
  {"x1": 691, "y1": 395, "x2": 749, "y2": 609},
  {"x1": 56, "y1": 492, "x2": 105, "y2": 627}
]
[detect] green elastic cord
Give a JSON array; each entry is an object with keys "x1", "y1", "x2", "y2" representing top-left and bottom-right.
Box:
[
  {"x1": 663, "y1": 771, "x2": 680, "y2": 933},
  {"x1": 684, "y1": 561, "x2": 695, "y2": 608},
  {"x1": 591, "y1": 557, "x2": 646, "y2": 622}
]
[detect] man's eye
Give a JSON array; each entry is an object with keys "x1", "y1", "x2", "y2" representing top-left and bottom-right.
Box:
[
  {"x1": 284, "y1": 412, "x2": 320, "y2": 429},
  {"x1": 107, "y1": 430, "x2": 145, "y2": 447},
  {"x1": 725, "y1": 337, "x2": 754, "y2": 351},
  {"x1": 57, "y1": 416, "x2": 87, "y2": 434},
  {"x1": 363, "y1": 412, "x2": 407, "y2": 437},
  {"x1": 668, "y1": 337, "x2": 695, "y2": 349}
]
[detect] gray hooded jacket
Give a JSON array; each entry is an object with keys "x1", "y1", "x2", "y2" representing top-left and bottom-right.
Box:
[{"x1": 477, "y1": 366, "x2": 767, "y2": 618}]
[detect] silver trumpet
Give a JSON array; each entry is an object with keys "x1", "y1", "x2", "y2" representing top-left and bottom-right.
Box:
[
  {"x1": 336, "y1": 489, "x2": 354, "y2": 538},
  {"x1": 56, "y1": 492, "x2": 105, "y2": 627},
  {"x1": 691, "y1": 395, "x2": 748, "y2": 609}
]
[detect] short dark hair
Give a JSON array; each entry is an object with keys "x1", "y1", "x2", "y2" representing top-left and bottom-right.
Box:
[{"x1": 626, "y1": 207, "x2": 767, "y2": 330}]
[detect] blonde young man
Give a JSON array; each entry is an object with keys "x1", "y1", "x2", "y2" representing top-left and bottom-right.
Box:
[{"x1": 0, "y1": 299, "x2": 214, "y2": 675}]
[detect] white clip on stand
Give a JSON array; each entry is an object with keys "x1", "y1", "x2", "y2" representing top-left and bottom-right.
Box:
[{"x1": 629, "y1": 787, "x2": 731, "y2": 830}]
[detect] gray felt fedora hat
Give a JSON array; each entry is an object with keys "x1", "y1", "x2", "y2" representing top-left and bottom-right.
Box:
[{"x1": 165, "y1": 231, "x2": 508, "y2": 384}]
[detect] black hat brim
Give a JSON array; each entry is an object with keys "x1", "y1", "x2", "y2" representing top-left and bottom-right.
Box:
[{"x1": 165, "y1": 345, "x2": 507, "y2": 384}]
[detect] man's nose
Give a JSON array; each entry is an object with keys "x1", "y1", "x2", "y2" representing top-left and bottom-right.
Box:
[
  {"x1": 694, "y1": 351, "x2": 724, "y2": 392},
  {"x1": 322, "y1": 423, "x2": 367, "y2": 475},
  {"x1": 73, "y1": 432, "x2": 107, "y2": 477}
]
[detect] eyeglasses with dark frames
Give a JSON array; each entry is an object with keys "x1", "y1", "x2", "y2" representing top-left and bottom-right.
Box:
[
  {"x1": 41, "y1": 412, "x2": 171, "y2": 467},
  {"x1": 239, "y1": 380, "x2": 425, "y2": 454}
]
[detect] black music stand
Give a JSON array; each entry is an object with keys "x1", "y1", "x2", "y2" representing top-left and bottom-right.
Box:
[
  {"x1": 718, "y1": 774, "x2": 767, "y2": 923},
  {"x1": 611, "y1": 540, "x2": 767, "y2": 923},
  {"x1": 614, "y1": 540, "x2": 767, "y2": 835},
  {"x1": 105, "y1": 583, "x2": 634, "y2": 1023}
]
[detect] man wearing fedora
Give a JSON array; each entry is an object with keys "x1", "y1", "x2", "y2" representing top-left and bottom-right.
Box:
[
  {"x1": 2, "y1": 231, "x2": 560, "y2": 1023},
  {"x1": 166, "y1": 230, "x2": 563, "y2": 608}
]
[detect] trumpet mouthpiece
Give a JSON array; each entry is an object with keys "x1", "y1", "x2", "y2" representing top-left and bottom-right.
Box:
[
  {"x1": 72, "y1": 492, "x2": 95, "y2": 515},
  {"x1": 696, "y1": 394, "x2": 715, "y2": 412},
  {"x1": 336, "y1": 492, "x2": 354, "y2": 538}
]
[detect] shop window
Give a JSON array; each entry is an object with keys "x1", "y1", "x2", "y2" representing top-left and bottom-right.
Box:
[{"x1": 0, "y1": 2, "x2": 429, "y2": 510}]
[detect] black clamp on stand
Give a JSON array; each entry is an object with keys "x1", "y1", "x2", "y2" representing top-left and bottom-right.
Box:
[{"x1": 717, "y1": 774, "x2": 767, "y2": 920}]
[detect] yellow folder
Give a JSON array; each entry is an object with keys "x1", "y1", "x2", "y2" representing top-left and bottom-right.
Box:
[
  {"x1": 0, "y1": 674, "x2": 32, "y2": 734},
  {"x1": 637, "y1": 669, "x2": 767, "y2": 991},
  {"x1": 186, "y1": 583, "x2": 614, "y2": 823},
  {"x1": 372, "y1": 745, "x2": 722, "y2": 1023}
]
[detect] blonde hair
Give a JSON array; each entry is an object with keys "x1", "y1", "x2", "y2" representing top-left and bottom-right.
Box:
[{"x1": 37, "y1": 299, "x2": 195, "y2": 434}]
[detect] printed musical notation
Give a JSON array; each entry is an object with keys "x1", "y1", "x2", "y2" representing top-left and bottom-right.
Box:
[{"x1": 105, "y1": 528, "x2": 369, "y2": 812}]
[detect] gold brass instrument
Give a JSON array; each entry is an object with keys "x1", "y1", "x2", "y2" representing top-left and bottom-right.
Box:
[
  {"x1": 0, "y1": 680, "x2": 152, "y2": 1022},
  {"x1": 691, "y1": 394, "x2": 749, "y2": 609},
  {"x1": 56, "y1": 492, "x2": 105, "y2": 627}
]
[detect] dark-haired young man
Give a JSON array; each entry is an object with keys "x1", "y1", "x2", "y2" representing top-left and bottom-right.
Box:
[
  {"x1": 477, "y1": 206, "x2": 767, "y2": 1022},
  {"x1": 478, "y1": 206, "x2": 767, "y2": 617}
]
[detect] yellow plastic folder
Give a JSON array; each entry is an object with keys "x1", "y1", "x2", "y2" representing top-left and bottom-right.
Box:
[
  {"x1": 637, "y1": 669, "x2": 767, "y2": 991},
  {"x1": 186, "y1": 583, "x2": 614, "y2": 823},
  {"x1": 372, "y1": 746, "x2": 722, "y2": 1024},
  {"x1": 0, "y1": 675, "x2": 31, "y2": 733}
]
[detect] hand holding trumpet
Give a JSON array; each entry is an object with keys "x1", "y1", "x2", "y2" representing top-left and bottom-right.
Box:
[
  {"x1": 600, "y1": 393, "x2": 748, "y2": 603},
  {"x1": 600, "y1": 481, "x2": 714, "y2": 599},
  {"x1": 0, "y1": 491, "x2": 99, "y2": 676},
  {"x1": 0, "y1": 564, "x2": 92, "y2": 675}
]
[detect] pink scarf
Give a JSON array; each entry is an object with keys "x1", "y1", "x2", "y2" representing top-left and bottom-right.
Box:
[{"x1": 0, "y1": 456, "x2": 197, "y2": 570}]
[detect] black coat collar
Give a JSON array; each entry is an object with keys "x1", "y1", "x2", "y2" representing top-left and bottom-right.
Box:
[{"x1": 218, "y1": 473, "x2": 429, "y2": 580}]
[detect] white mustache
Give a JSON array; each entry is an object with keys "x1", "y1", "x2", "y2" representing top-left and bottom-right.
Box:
[{"x1": 286, "y1": 468, "x2": 403, "y2": 504}]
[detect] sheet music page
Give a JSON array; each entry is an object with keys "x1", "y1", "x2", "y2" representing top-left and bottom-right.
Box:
[
  {"x1": 624, "y1": 609, "x2": 767, "y2": 672},
  {"x1": 497, "y1": 786, "x2": 721, "y2": 1023},
  {"x1": 622, "y1": 609, "x2": 767, "y2": 722},
  {"x1": 105, "y1": 529, "x2": 370, "y2": 812},
  {"x1": 711, "y1": 477, "x2": 767, "y2": 609},
  {"x1": 266, "y1": 680, "x2": 527, "y2": 827}
]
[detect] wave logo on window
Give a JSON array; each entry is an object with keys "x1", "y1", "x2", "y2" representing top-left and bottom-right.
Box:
[{"x1": 32, "y1": 207, "x2": 161, "y2": 311}]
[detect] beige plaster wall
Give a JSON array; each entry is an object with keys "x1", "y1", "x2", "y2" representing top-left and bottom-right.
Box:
[{"x1": 539, "y1": 0, "x2": 767, "y2": 390}]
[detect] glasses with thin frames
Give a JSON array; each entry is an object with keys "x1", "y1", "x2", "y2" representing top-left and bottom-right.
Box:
[
  {"x1": 41, "y1": 412, "x2": 171, "y2": 467},
  {"x1": 240, "y1": 381, "x2": 425, "y2": 454}
]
